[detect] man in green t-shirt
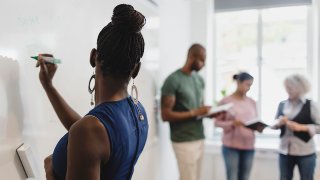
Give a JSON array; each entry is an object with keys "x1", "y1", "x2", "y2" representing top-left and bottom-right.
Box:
[{"x1": 161, "y1": 44, "x2": 212, "y2": 180}]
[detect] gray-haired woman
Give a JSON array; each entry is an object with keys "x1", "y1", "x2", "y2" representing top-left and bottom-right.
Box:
[{"x1": 272, "y1": 74, "x2": 320, "y2": 180}]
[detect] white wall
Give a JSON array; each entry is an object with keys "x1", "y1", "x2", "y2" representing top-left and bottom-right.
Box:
[
  {"x1": 0, "y1": 0, "x2": 158, "y2": 179},
  {"x1": 158, "y1": 0, "x2": 191, "y2": 83},
  {"x1": 159, "y1": 0, "x2": 214, "y2": 106}
]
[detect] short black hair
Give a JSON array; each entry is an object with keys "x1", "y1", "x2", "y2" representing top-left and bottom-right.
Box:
[
  {"x1": 96, "y1": 4, "x2": 145, "y2": 79},
  {"x1": 188, "y1": 43, "x2": 205, "y2": 56},
  {"x1": 233, "y1": 72, "x2": 253, "y2": 82}
]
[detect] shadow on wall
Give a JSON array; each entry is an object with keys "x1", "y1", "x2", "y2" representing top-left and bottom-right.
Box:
[
  {"x1": 0, "y1": 55, "x2": 24, "y2": 138},
  {"x1": 0, "y1": 55, "x2": 26, "y2": 179}
]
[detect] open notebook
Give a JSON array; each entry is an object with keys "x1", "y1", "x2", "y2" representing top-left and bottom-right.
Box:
[
  {"x1": 244, "y1": 119, "x2": 269, "y2": 132},
  {"x1": 201, "y1": 103, "x2": 233, "y2": 118}
]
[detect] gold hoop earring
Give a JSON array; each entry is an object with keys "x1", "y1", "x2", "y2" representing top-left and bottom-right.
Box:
[
  {"x1": 131, "y1": 79, "x2": 138, "y2": 104},
  {"x1": 131, "y1": 79, "x2": 144, "y2": 121},
  {"x1": 88, "y1": 72, "x2": 95, "y2": 106}
]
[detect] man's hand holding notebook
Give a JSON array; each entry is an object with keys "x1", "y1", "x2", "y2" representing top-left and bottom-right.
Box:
[{"x1": 201, "y1": 103, "x2": 233, "y2": 118}]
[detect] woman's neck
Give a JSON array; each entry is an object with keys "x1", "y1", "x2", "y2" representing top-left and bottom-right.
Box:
[
  {"x1": 289, "y1": 97, "x2": 300, "y2": 104},
  {"x1": 232, "y1": 91, "x2": 246, "y2": 100},
  {"x1": 95, "y1": 76, "x2": 129, "y2": 105}
]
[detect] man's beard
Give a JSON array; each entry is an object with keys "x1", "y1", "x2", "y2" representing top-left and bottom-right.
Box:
[{"x1": 192, "y1": 63, "x2": 200, "y2": 72}]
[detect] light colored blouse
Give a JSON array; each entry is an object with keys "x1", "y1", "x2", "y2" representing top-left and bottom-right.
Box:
[
  {"x1": 276, "y1": 97, "x2": 320, "y2": 156},
  {"x1": 215, "y1": 95, "x2": 258, "y2": 150}
]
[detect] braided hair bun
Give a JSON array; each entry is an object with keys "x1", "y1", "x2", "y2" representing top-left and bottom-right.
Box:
[
  {"x1": 96, "y1": 4, "x2": 145, "y2": 79},
  {"x1": 112, "y1": 4, "x2": 146, "y2": 34}
]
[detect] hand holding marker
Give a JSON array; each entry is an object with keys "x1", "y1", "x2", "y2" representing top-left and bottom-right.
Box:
[
  {"x1": 34, "y1": 54, "x2": 59, "y2": 88},
  {"x1": 31, "y1": 55, "x2": 61, "y2": 66}
]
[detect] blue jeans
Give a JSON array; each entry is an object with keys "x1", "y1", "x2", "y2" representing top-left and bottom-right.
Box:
[
  {"x1": 279, "y1": 153, "x2": 316, "y2": 180},
  {"x1": 222, "y1": 146, "x2": 255, "y2": 180}
]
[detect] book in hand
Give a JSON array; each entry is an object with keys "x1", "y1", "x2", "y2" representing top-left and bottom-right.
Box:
[
  {"x1": 202, "y1": 103, "x2": 233, "y2": 118},
  {"x1": 244, "y1": 119, "x2": 269, "y2": 132}
]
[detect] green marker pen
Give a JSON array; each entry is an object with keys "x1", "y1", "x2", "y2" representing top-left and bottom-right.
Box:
[{"x1": 30, "y1": 56, "x2": 62, "y2": 64}]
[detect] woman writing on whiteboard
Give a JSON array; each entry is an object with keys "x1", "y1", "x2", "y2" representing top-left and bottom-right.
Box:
[
  {"x1": 38, "y1": 4, "x2": 148, "y2": 180},
  {"x1": 272, "y1": 74, "x2": 320, "y2": 180},
  {"x1": 214, "y1": 72, "x2": 258, "y2": 180}
]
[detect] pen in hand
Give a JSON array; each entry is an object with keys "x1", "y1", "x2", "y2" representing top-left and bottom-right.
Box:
[{"x1": 31, "y1": 55, "x2": 61, "y2": 67}]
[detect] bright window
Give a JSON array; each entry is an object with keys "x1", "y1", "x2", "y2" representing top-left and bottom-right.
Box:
[{"x1": 208, "y1": 6, "x2": 313, "y2": 142}]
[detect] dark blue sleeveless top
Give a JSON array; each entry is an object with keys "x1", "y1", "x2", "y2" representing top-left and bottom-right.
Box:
[{"x1": 52, "y1": 97, "x2": 149, "y2": 180}]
